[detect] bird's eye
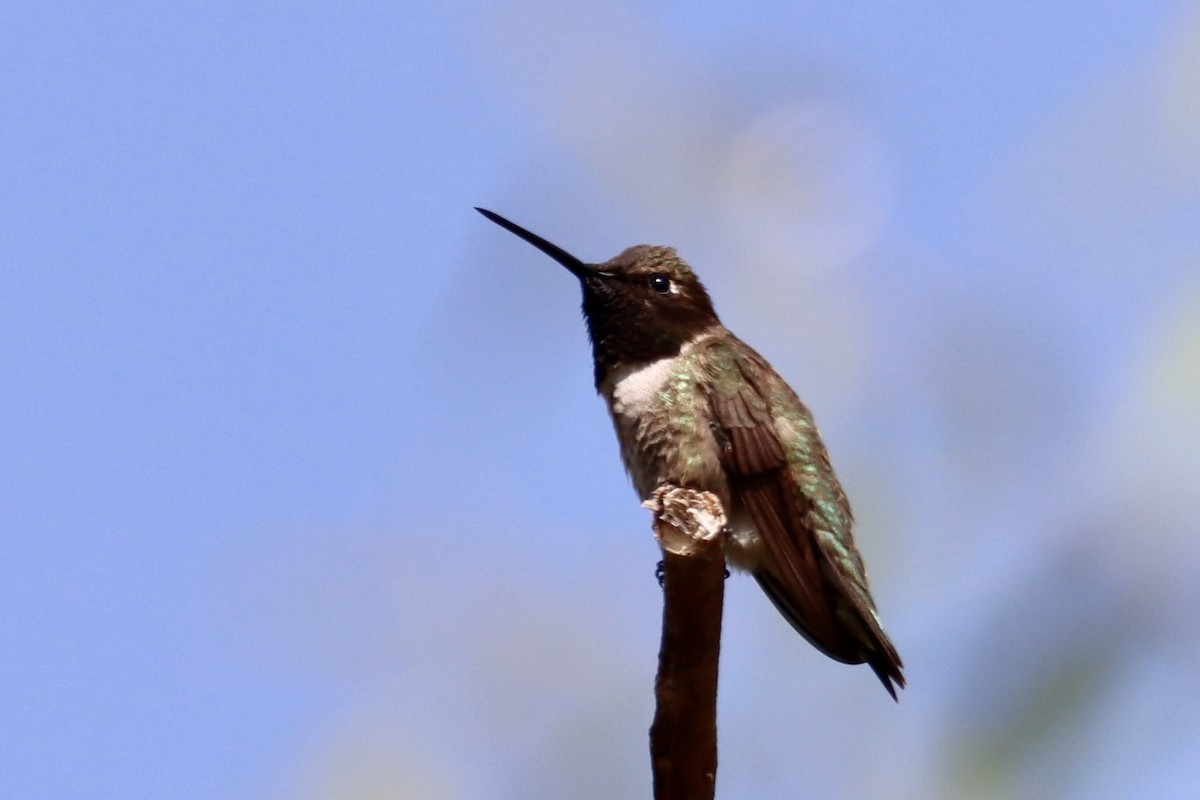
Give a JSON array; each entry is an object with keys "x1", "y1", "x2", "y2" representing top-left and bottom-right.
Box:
[{"x1": 649, "y1": 274, "x2": 671, "y2": 294}]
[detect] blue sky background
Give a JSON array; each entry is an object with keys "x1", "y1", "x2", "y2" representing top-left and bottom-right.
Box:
[{"x1": 4, "y1": 2, "x2": 1200, "y2": 798}]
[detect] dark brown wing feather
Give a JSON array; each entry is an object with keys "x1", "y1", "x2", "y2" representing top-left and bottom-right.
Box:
[
  {"x1": 709, "y1": 350, "x2": 905, "y2": 699},
  {"x1": 711, "y1": 385, "x2": 848, "y2": 652}
]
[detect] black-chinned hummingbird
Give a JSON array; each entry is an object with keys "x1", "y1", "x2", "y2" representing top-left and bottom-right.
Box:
[{"x1": 477, "y1": 208, "x2": 905, "y2": 699}]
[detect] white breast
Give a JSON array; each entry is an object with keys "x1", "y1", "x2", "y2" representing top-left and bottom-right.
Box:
[
  {"x1": 609, "y1": 356, "x2": 679, "y2": 418},
  {"x1": 606, "y1": 330, "x2": 717, "y2": 420}
]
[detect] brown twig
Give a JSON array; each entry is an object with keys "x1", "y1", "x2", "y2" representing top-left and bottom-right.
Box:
[{"x1": 644, "y1": 486, "x2": 727, "y2": 800}]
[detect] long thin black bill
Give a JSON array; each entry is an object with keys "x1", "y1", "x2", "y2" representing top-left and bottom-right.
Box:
[{"x1": 475, "y1": 208, "x2": 592, "y2": 279}]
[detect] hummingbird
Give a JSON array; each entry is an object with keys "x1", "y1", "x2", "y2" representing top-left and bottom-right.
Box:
[{"x1": 476, "y1": 208, "x2": 905, "y2": 699}]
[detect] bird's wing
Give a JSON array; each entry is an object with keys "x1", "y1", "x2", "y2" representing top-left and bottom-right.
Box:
[
  {"x1": 704, "y1": 338, "x2": 905, "y2": 697},
  {"x1": 706, "y1": 344, "x2": 848, "y2": 652}
]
